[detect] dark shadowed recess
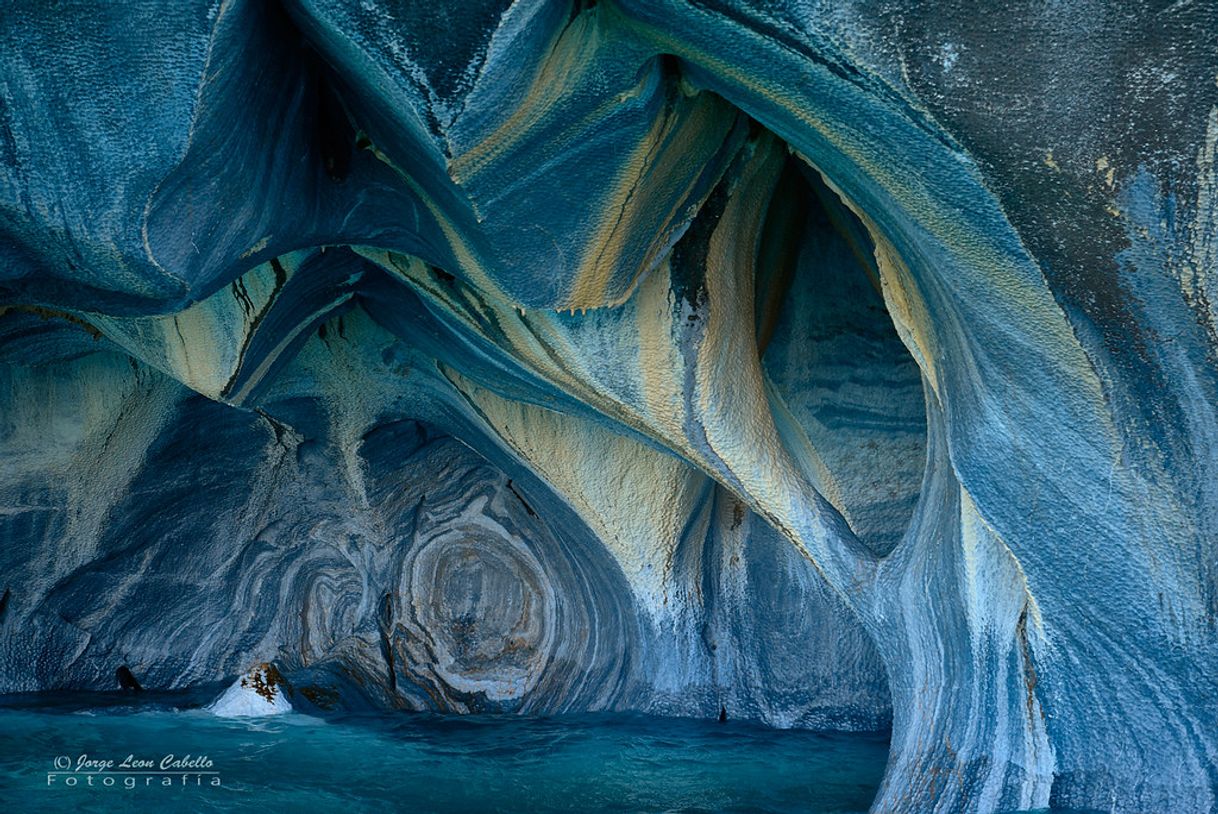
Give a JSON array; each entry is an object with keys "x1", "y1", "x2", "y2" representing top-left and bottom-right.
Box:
[{"x1": 756, "y1": 159, "x2": 928, "y2": 557}]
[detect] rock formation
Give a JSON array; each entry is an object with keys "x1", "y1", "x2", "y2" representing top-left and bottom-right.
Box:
[
  {"x1": 0, "y1": 1, "x2": 1215, "y2": 812},
  {"x1": 207, "y1": 662, "x2": 293, "y2": 717}
]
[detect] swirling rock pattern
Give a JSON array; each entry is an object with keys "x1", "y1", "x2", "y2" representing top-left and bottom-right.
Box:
[
  {"x1": 1, "y1": 1, "x2": 1216, "y2": 812},
  {"x1": 0, "y1": 319, "x2": 886, "y2": 728}
]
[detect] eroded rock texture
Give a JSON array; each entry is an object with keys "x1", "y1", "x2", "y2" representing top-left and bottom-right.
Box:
[{"x1": 0, "y1": 1, "x2": 1215, "y2": 812}]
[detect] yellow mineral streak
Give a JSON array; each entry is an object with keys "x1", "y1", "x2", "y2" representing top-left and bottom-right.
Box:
[
  {"x1": 566, "y1": 91, "x2": 730, "y2": 310},
  {"x1": 397, "y1": 138, "x2": 876, "y2": 600},
  {"x1": 445, "y1": 368, "x2": 705, "y2": 616},
  {"x1": 86, "y1": 253, "x2": 305, "y2": 400},
  {"x1": 447, "y1": 9, "x2": 602, "y2": 184}
]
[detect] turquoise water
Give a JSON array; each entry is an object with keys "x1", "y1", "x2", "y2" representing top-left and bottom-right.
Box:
[{"x1": 0, "y1": 691, "x2": 890, "y2": 813}]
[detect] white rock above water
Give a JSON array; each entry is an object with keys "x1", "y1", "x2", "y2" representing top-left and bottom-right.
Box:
[{"x1": 206, "y1": 663, "x2": 292, "y2": 717}]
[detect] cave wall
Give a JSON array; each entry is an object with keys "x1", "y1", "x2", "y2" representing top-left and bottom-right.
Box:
[
  {"x1": 1, "y1": 1, "x2": 1216, "y2": 812},
  {"x1": 0, "y1": 312, "x2": 890, "y2": 730}
]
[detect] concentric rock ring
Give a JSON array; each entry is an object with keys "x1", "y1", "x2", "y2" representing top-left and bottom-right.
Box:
[{"x1": 402, "y1": 517, "x2": 557, "y2": 703}]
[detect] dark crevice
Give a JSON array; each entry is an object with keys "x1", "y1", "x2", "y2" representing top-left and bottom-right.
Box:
[
  {"x1": 505, "y1": 479, "x2": 537, "y2": 517},
  {"x1": 757, "y1": 161, "x2": 928, "y2": 557}
]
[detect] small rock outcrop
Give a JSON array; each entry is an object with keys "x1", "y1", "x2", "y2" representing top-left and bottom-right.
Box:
[{"x1": 206, "y1": 664, "x2": 293, "y2": 718}]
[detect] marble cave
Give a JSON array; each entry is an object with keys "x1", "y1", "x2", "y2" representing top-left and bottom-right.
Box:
[{"x1": 0, "y1": 1, "x2": 1216, "y2": 812}]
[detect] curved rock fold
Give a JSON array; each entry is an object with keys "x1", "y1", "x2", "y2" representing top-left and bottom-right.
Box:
[{"x1": 0, "y1": 1, "x2": 1215, "y2": 812}]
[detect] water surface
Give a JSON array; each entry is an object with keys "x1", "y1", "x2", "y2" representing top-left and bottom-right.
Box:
[{"x1": 0, "y1": 691, "x2": 889, "y2": 813}]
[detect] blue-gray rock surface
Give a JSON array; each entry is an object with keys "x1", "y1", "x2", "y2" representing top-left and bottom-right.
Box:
[{"x1": 0, "y1": 1, "x2": 1215, "y2": 812}]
